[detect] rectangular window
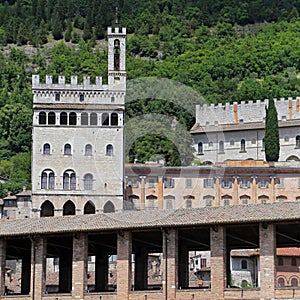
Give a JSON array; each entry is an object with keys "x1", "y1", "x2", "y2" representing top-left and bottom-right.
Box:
[
  {"x1": 129, "y1": 178, "x2": 139, "y2": 188},
  {"x1": 239, "y1": 179, "x2": 250, "y2": 188},
  {"x1": 258, "y1": 179, "x2": 269, "y2": 188},
  {"x1": 221, "y1": 179, "x2": 232, "y2": 188},
  {"x1": 203, "y1": 178, "x2": 214, "y2": 188},
  {"x1": 164, "y1": 178, "x2": 175, "y2": 188},
  {"x1": 55, "y1": 93, "x2": 60, "y2": 101},
  {"x1": 148, "y1": 178, "x2": 155, "y2": 188},
  {"x1": 186, "y1": 178, "x2": 192, "y2": 188},
  {"x1": 277, "y1": 178, "x2": 284, "y2": 188}
]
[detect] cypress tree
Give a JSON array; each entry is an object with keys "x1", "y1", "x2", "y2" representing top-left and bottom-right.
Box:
[{"x1": 264, "y1": 98, "x2": 280, "y2": 161}]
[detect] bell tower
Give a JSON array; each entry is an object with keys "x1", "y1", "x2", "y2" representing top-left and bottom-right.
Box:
[{"x1": 108, "y1": 26, "x2": 126, "y2": 91}]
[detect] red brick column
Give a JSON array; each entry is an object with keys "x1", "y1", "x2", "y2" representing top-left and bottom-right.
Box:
[
  {"x1": 117, "y1": 231, "x2": 132, "y2": 300},
  {"x1": 30, "y1": 236, "x2": 47, "y2": 299},
  {"x1": 162, "y1": 229, "x2": 178, "y2": 300},
  {"x1": 259, "y1": 223, "x2": 275, "y2": 299},
  {"x1": 215, "y1": 177, "x2": 220, "y2": 206},
  {"x1": 233, "y1": 176, "x2": 239, "y2": 205},
  {"x1": 158, "y1": 176, "x2": 164, "y2": 209},
  {"x1": 0, "y1": 239, "x2": 6, "y2": 296},
  {"x1": 210, "y1": 226, "x2": 226, "y2": 298},
  {"x1": 72, "y1": 233, "x2": 88, "y2": 300}
]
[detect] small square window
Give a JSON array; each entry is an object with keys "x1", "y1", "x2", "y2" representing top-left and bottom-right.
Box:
[
  {"x1": 282, "y1": 116, "x2": 287, "y2": 121},
  {"x1": 79, "y1": 94, "x2": 84, "y2": 102},
  {"x1": 186, "y1": 178, "x2": 192, "y2": 188},
  {"x1": 230, "y1": 140, "x2": 235, "y2": 146},
  {"x1": 205, "y1": 121, "x2": 210, "y2": 126}
]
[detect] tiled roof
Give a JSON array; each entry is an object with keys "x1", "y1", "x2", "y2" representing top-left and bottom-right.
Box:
[
  {"x1": 1, "y1": 202, "x2": 300, "y2": 237},
  {"x1": 277, "y1": 247, "x2": 300, "y2": 256},
  {"x1": 190, "y1": 119, "x2": 300, "y2": 134}
]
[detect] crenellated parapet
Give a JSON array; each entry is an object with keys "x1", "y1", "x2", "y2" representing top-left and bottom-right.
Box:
[
  {"x1": 32, "y1": 75, "x2": 107, "y2": 90},
  {"x1": 195, "y1": 97, "x2": 300, "y2": 126},
  {"x1": 31, "y1": 74, "x2": 126, "y2": 105}
]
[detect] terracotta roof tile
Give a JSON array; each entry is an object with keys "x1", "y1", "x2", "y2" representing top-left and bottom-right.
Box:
[{"x1": 1, "y1": 202, "x2": 300, "y2": 237}]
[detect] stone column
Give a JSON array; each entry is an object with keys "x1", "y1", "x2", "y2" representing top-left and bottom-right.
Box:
[
  {"x1": 117, "y1": 231, "x2": 132, "y2": 300},
  {"x1": 30, "y1": 237, "x2": 46, "y2": 299},
  {"x1": 178, "y1": 245, "x2": 189, "y2": 288},
  {"x1": 162, "y1": 229, "x2": 178, "y2": 300},
  {"x1": 259, "y1": 223, "x2": 275, "y2": 299},
  {"x1": 251, "y1": 176, "x2": 257, "y2": 204},
  {"x1": 270, "y1": 176, "x2": 276, "y2": 203},
  {"x1": 215, "y1": 177, "x2": 221, "y2": 207},
  {"x1": 95, "y1": 252, "x2": 109, "y2": 291},
  {"x1": 0, "y1": 239, "x2": 6, "y2": 296},
  {"x1": 134, "y1": 247, "x2": 148, "y2": 290},
  {"x1": 233, "y1": 176, "x2": 239, "y2": 205},
  {"x1": 210, "y1": 226, "x2": 226, "y2": 298},
  {"x1": 157, "y1": 176, "x2": 164, "y2": 209},
  {"x1": 72, "y1": 233, "x2": 88, "y2": 299},
  {"x1": 139, "y1": 176, "x2": 146, "y2": 210}
]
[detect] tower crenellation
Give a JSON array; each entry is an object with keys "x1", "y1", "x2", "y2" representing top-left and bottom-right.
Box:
[{"x1": 195, "y1": 97, "x2": 300, "y2": 126}]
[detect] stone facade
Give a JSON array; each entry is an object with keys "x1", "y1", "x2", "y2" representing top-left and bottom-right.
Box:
[
  {"x1": 31, "y1": 27, "x2": 126, "y2": 217},
  {"x1": 191, "y1": 98, "x2": 300, "y2": 163},
  {"x1": 125, "y1": 160, "x2": 300, "y2": 210}
]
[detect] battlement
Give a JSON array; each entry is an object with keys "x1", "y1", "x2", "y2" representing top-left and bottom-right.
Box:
[
  {"x1": 32, "y1": 75, "x2": 108, "y2": 91},
  {"x1": 195, "y1": 97, "x2": 300, "y2": 126},
  {"x1": 107, "y1": 27, "x2": 126, "y2": 35}
]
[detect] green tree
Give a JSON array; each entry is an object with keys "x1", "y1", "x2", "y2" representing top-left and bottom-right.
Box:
[{"x1": 264, "y1": 98, "x2": 280, "y2": 161}]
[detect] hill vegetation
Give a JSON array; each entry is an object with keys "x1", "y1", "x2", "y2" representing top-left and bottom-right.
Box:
[{"x1": 1, "y1": 1, "x2": 300, "y2": 194}]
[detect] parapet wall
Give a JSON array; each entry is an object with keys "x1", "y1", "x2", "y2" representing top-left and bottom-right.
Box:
[
  {"x1": 32, "y1": 75, "x2": 107, "y2": 91},
  {"x1": 196, "y1": 98, "x2": 300, "y2": 126}
]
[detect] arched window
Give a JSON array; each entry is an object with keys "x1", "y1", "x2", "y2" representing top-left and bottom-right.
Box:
[
  {"x1": 85, "y1": 144, "x2": 92, "y2": 156},
  {"x1": 292, "y1": 257, "x2": 297, "y2": 266},
  {"x1": 259, "y1": 195, "x2": 269, "y2": 204},
  {"x1": 63, "y1": 200, "x2": 76, "y2": 215},
  {"x1": 241, "y1": 260, "x2": 247, "y2": 269},
  {"x1": 222, "y1": 195, "x2": 232, "y2": 206},
  {"x1": 114, "y1": 39, "x2": 120, "y2": 71},
  {"x1": 64, "y1": 143, "x2": 72, "y2": 155},
  {"x1": 276, "y1": 195, "x2": 287, "y2": 202},
  {"x1": 102, "y1": 113, "x2": 109, "y2": 126},
  {"x1": 81, "y1": 112, "x2": 88, "y2": 125},
  {"x1": 296, "y1": 136, "x2": 300, "y2": 148},
  {"x1": 278, "y1": 257, "x2": 284, "y2": 266},
  {"x1": 90, "y1": 113, "x2": 97, "y2": 125},
  {"x1": 69, "y1": 112, "x2": 77, "y2": 125},
  {"x1": 204, "y1": 195, "x2": 214, "y2": 207},
  {"x1": 278, "y1": 277, "x2": 285, "y2": 287},
  {"x1": 40, "y1": 200, "x2": 54, "y2": 217},
  {"x1": 219, "y1": 141, "x2": 224, "y2": 153},
  {"x1": 48, "y1": 112, "x2": 56, "y2": 125},
  {"x1": 103, "y1": 201, "x2": 115, "y2": 213},
  {"x1": 186, "y1": 199, "x2": 192, "y2": 208},
  {"x1": 63, "y1": 170, "x2": 76, "y2": 190},
  {"x1": 240, "y1": 139, "x2": 246, "y2": 152},
  {"x1": 164, "y1": 195, "x2": 175, "y2": 209},
  {"x1": 60, "y1": 112, "x2": 68, "y2": 125},
  {"x1": 198, "y1": 142, "x2": 203, "y2": 155},
  {"x1": 84, "y1": 174, "x2": 93, "y2": 190},
  {"x1": 39, "y1": 112, "x2": 46, "y2": 124},
  {"x1": 43, "y1": 143, "x2": 51, "y2": 155},
  {"x1": 291, "y1": 278, "x2": 298, "y2": 287},
  {"x1": 41, "y1": 170, "x2": 55, "y2": 190},
  {"x1": 111, "y1": 113, "x2": 118, "y2": 126},
  {"x1": 240, "y1": 195, "x2": 250, "y2": 205},
  {"x1": 106, "y1": 144, "x2": 113, "y2": 156},
  {"x1": 84, "y1": 201, "x2": 95, "y2": 214}
]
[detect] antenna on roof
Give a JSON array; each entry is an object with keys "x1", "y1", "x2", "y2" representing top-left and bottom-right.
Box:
[{"x1": 115, "y1": 7, "x2": 119, "y2": 25}]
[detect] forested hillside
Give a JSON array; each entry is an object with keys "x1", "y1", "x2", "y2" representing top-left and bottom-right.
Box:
[{"x1": 1, "y1": 0, "x2": 300, "y2": 195}]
